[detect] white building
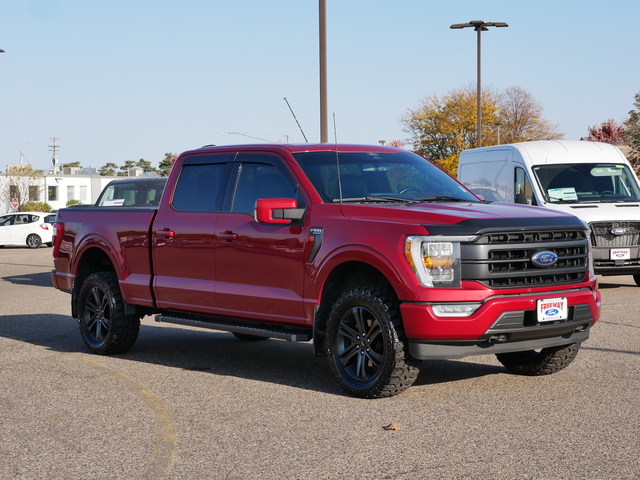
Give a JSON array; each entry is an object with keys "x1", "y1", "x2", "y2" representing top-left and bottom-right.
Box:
[{"x1": 0, "y1": 166, "x2": 152, "y2": 214}]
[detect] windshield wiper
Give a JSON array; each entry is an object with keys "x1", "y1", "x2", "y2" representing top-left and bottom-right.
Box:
[
  {"x1": 547, "y1": 198, "x2": 575, "y2": 204},
  {"x1": 333, "y1": 196, "x2": 419, "y2": 204},
  {"x1": 414, "y1": 196, "x2": 473, "y2": 203}
]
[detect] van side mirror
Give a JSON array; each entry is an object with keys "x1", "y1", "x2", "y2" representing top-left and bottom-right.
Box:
[
  {"x1": 255, "y1": 198, "x2": 305, "y2": 224},
  {"x1": 515, "y1": 193, "x2": 528, "y2": 205}
]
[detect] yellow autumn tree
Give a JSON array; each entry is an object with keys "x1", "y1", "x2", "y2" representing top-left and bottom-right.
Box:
[
  {"x1": 402, "y1": 85, "x2": 562, "y2": 176},
  {"x1": 402, "y1": 87, "x2": 499, "y2": 175}
]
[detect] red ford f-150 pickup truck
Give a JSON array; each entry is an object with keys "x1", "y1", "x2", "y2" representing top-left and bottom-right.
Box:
[{"x1": 51, "y1": 143, "x2": 601, "y2": 398}]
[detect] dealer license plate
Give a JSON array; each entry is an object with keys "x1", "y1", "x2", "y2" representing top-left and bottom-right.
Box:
[
  {"x1": 537, "y1": 297, "x2": 568, "y2": 323},
  {"x1": 610, "y1": 248, "x2": 630, "y2": 260}
]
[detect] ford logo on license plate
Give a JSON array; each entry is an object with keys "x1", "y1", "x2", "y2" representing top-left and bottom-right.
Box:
[{"x1": 531, "y1": 250, "x2": 558, "y2": 268}]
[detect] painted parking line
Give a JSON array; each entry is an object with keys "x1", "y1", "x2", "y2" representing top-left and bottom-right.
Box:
[{"x1": 62, "y1": 353, "x2": 177, "y2": 479}]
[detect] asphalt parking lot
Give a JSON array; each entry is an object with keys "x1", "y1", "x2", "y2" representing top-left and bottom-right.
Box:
[{"x1": 1, "y1": 246, "x2": 639, "y2": 480}]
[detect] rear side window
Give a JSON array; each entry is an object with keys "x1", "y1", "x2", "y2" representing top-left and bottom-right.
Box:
[
  {"x1": 14, "y1": 214, "x2": 36, "y2": 224},
  {"x1": 172, "y1": 163, "x2": 228, "y2": 212}
]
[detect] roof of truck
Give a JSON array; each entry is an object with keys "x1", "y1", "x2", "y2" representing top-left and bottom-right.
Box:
[{"x1": 185, "y1": 143, "x2": 408, "y2": 156}]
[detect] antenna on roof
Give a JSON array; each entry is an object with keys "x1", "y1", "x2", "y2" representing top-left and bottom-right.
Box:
[
  {"x1": 333, "y1": 112, "x2": 343, "y2": 204},
  {"x1": 283, "y1": 97, "x2": 309, "y2": 143}
]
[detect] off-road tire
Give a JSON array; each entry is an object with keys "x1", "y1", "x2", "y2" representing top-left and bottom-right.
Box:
[
  {"x1": 326, "y1": 285, "x2": 420, "y2": 398},
  {"x1": 26, "y1": 234, "x2": 42, "y2": 249},
  {"x1": 496, "y1": 343, "x2": 580, "y2": 376},
  {"x1": 77, "y1": 271, "x2": 140, "y2": 355},
  {"x1": 633, "y1": 274, "x2": 640, "y2": 287}
]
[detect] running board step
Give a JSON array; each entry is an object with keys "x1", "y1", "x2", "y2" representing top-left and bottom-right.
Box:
[{"x1": 155, "y1": 315, "x2": 312, "y2": 342}]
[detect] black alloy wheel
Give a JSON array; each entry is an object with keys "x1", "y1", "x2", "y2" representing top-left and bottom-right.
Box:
[
  {"x1": 78, "y1": 272, "x2": 140, "y2": 354},
  {"x1": 326, "y1": 285, "x2": 419, "y2": 398}
]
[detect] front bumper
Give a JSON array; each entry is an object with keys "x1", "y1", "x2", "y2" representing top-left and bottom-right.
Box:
[
  {"x1": 409, "y1": 327, "x2": 590, "y2": 360},
  {"x1": 401, "y1": 286, "x2": 600, "y2": 360},
  {"x1": 593, "y1": 246, "x2": 640, "y2": 275}
]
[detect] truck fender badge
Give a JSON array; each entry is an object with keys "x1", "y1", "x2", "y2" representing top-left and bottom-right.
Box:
[
  {"x1": 531, "y1": 250, "x2": 558, "y2": 268},
  {"x1": 610, "y1": 227, "x2": 627, "y2": 235}
]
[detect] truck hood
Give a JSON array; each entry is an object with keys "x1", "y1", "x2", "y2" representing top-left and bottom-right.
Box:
[
  {"x1": 338, "y1": 201, "x2": 588, "y2": 235},
  {"x1": 541, "y1": 201, "x2": 640, "y2": 223}
]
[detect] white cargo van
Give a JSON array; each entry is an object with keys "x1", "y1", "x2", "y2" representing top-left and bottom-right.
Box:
[{"x1": 457, "y1": 140, "x2": 640, "y2": 284}]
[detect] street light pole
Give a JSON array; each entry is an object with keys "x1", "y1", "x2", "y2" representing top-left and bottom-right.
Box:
[{"x1": 450, "y1": 20, "x2": 508, "y2": 148}]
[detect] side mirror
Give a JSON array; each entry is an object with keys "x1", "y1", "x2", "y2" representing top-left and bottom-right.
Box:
[
  {"x1": 514, "y1": 193, "x2": 528, "y2": 205},
  {"x1": 255, "y1": 198, "x2": 305, "y2": 224}
]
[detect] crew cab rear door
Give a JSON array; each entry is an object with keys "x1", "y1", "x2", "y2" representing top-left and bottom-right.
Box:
[
  {"x1": 152, "y1": 153, "x2": 233, "y2": 314},
  {"x1": 213, "y1": 153, "x2": 308, "y2": 325}
]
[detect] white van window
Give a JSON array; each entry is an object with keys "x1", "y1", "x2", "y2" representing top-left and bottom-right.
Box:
[
  {"x1": 458, "y1": 160, "x2": 509, "y2": 202},
  {"x1": 514, "y1": 167, "x2": 536, "y2": 205},
  {"x1": 533, "y1": 163, "x2": 640, "y2": 203}
]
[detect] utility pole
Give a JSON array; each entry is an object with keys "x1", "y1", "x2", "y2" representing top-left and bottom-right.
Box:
[
  {"x1": 319, "y1": 0, "x2": 328, "y2": 143},
  {"x1": 49, "y1": 137, "x2": 60, "y2": 167}
]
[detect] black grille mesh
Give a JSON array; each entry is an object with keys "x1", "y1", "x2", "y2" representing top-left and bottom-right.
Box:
[
  {"x1": 590, "y1": 221, "x2": 640, "y2": 247},
  {"x1": 462, "y1": 229, "x2": 589, "y2": 288}
]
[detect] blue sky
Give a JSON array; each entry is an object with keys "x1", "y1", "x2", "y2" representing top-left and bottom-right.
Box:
[{"x1": 1, "y1": 0, "x2": 639, "y2": 172}]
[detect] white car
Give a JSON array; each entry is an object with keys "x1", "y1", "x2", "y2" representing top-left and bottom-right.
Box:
[{"x1": 0, "y1": 211, "x2": 56, "y2": 248}]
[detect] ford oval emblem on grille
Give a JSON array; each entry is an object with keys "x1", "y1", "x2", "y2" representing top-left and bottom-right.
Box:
[
  {"x1": 531, "y1": 250, "x2": 558, "y2": 268},
  {"x1": 611, "y1": 227, "x2": 628, "y2": 235}
]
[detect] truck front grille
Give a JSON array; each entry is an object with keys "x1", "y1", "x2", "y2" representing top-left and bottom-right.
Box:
[
  {"x1": 589, "y1": 221, "x2": 640, "y2": 247},
  {"x1": 461, "y1": 229, "x2": 589, "y2": 288}
]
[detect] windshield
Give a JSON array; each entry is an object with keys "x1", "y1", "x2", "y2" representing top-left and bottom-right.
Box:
[
  {"x1": 532, "y1": 163, "x2": 640, "y2": 203},
  {"x1": 96, "y1": 178, "x2": 167, "y2": 206},
  {"x1": 293, "y1": 150, "x2": 478, "y2": 203}
]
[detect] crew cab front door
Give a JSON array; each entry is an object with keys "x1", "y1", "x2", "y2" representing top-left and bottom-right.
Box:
[{"x1": 214, "y1": 154, "x2": 308, "y2": 325}]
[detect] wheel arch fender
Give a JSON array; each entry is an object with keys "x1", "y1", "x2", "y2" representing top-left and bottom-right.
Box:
[
  {"x1": 311, "y1": 246, "x2": 405, "y2": 356},
  {"x1": 70, "y1": 237, "x2": 126, "y2": 317}
]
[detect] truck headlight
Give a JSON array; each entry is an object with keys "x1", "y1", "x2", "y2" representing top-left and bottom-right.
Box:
[{"x1": 404, "y1": 235, "x2": 476, "y2": 288}]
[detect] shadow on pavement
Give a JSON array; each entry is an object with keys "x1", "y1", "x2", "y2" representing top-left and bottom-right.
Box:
[
  {"x1": 2, "y1": 271, "x2": 53, "y2": 288},
  {"x1": 0, "y1": 312, "x2": 510, "y2": 397}
]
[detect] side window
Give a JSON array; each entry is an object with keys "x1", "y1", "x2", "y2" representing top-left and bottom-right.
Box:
[
  {"x1": 231, "y1": 164, "x2": 297, "y2": 214},
  {"x1": 172, "y1": 163, "x2": 227, "y2": 212},
  {"x1": 514, "y1": 167, "x2": 536, "y2": 205},
  {"x1": 458, "y1": 160, "x2": 509, "y2": 202},
  {"x1": 0, "y1": 215, "x2": 14, "y2": 226}
]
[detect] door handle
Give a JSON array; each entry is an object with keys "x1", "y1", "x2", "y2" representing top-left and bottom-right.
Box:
[
  {"x1": 217, "y1": 231, "x2": 239, "y2": 241},
  {"x1": 155, "y1": 228, "x2": 175, "y2": 237}
]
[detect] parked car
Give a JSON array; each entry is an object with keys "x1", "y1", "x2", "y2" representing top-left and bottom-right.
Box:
[{"x1": 0, "y1": 211, "x2": 55, "y2": 248}]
